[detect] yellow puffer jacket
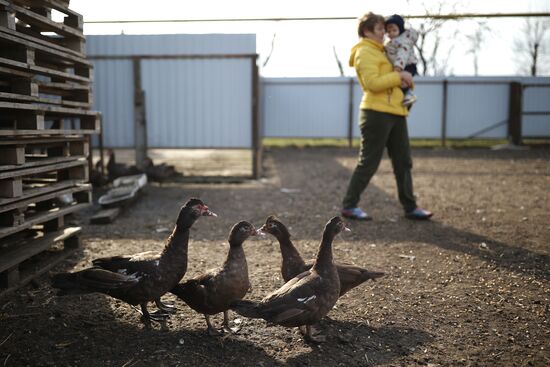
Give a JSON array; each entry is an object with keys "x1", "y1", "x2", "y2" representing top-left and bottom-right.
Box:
[{"x1": 350, "y1": 38, "x2": 409, "y2": 117}]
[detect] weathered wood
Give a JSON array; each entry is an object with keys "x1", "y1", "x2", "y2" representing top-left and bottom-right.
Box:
[
  {"x1": 13, "y1": 0, "x2": 83, "y2": 30},
  {"x1": 0, "y1": 9, "x2": 16, "y2": 30},
  {"x1": 0, "y1": 226, "x2": 81, "y2": 274},
  {"x1": 0, "y1": 100, "x2": 99, "y2": 116},
  {"x1": 0, "y1": 202, "x2": 87, "y2": 238},
  {"x1": 0, "y1": 158, "x2": 86, "y2": 180},
  {"x1": 0, "y1": 56, "x2": 90, "y2": 83},
  {"x1": 0, "y1": 210, "x2": 25, "y2": 226},
  {"x1": 0, "y1": 266, "x2": 19, "y2": 289},
  {"x1": 0, "y1": 136, "x2": 86, "y2": 146},
  {"x1": 0, "y1": 146, "x2": 25, "y2": 165},
  {"x1": 43, "y1": 214, "x2": 63, "y2": 231},
  {"x1": 0, "y1": 182, "x2": 90, "y2": 212},
  {"x1": 0, "y1": 127, "x2": 98, "y2": 136},
  {"x1": 0, "y1": 155, "x2": 86, "y2": 172},
  {"x1": 0, "y1": 178, "x2": 23, "y2": 198},
  {"x1": 90, "y1": 207, "x2": 121, "y2": 224}
]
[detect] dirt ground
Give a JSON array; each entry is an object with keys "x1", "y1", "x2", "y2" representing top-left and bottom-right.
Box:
[{"x1": 1, "y1": 147, "x2": 549, "y2": 367}]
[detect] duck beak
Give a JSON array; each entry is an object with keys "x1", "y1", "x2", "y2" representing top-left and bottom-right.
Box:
[
  {"x1": 201, "y1": 205, "x2": 217, "y2": 217},
  {"x1": 256, "y1": 224, "x2": 268, "y2": 236},
  {"x1": 344, "y1": 225, "x2": 351, "y2": 232}
]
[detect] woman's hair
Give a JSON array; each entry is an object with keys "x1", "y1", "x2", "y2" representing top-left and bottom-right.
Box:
[{"x1": 357, "y1": 12, "x2": 385, "y2": 38}]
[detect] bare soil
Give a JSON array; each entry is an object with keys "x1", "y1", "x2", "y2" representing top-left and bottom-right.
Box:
[{"x1": 1, "y1": 147, "x2": 549, "y2": 367}]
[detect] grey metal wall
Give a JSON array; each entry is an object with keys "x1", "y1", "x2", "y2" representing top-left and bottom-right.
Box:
[
  {"x1": 87, "y1": 34, "x2": 256, "y2": 148},
  {"x1": 263, "y1": 76, "x2": 550, "y2": 139}
]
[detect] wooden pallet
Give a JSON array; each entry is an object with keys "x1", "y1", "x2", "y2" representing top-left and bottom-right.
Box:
[
  {"x1": 0, "y1": 226, "x2": 81, "y2": 297},
  {"x1": 0, "y1": 101, "x2": 100, "y2": 135},
  {"x1": 0, "y1": 136, "x2": 88, "y2": 167}
]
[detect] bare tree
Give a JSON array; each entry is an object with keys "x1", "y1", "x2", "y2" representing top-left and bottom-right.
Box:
[
  {"x1": 513, "y1": 17, "x2": 550, "y2": 76},
  {"x1": 261, "y1": 33, "x2": 277, "y2": 68},
  {"x1": 408, "y1": 1, "x2": 461, "y2": 76},
  {"x1": 465, "y1": 21, "x2": 491, "y2": 76},
  {"x1": 332, "y1": 45, "x2": 345, "y2": 76}
]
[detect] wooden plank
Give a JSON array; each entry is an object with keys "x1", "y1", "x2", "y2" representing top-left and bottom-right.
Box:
[
  {"x1": 0, "y1": 202, "x2": 88, "y2": 238},
  {"x1": 12, "y1": 0, "x2": 83, "y2": 30},
  {"x1": 0, "y1": 146, "x2": 25, "y2": 165},
  {"x1": 0, "y1": 154, "x2": 86, "y2": 172},
  {"x1": 0, "y1": 101, "x2": 99, "y2": 116},
  {"x1": 0, "y1": 0, "x2": 84, "y2": 39},
  {"x1": 0, "y1": 64, "x2": 33, "y2": 78},
  {"x1": 0, "y1": 178, "x2": 22, "y2": 197},
  {"x1": 0, "y1": 158, "x2": 86, "y2": 179},
  {"x1": 0, "y1": 181, "x2": 88, "y2": 209},
  {"x1": 0, "y1": 28, "x2": 90, "y2": 67},
  {"x1": 90, "y1": 207, "x2": 121, "y2": 224},
  {"x1": 0, "y1": 56, "x2": 89, "y2": 83},
  {"x1": 0, "y1": 226, "x2": 81, "y2": 274},
  {"x1": 0, "y1": 136, "x2": 85, "y2": 145},
  {"x1": 0, "y1": 127, "x2": 98, "y2": 136},
  {"x1": 0, "y1": 91, "x2": 62, "y2": 105},
  {"x1": 0, "y1": 8, "x2": 16, "y2": 30}
]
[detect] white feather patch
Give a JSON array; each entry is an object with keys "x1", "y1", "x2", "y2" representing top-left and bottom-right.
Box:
[{"x1": 297, "y1": 295, "x2": 316, "y2": 303}]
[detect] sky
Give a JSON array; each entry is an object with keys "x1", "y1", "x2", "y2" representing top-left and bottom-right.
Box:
[{"x1": 70, "y1": 0, "x2": 550, "y2": 77}]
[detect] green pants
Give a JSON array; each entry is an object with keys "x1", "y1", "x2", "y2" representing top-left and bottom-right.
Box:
[{"x1": 342, "y1": 109, "x2": 417, "y2": 213}]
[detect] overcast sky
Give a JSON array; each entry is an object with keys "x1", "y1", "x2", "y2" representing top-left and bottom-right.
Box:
[{"x1": 71, "y1": 0, "x2": 550, "y2": 77}]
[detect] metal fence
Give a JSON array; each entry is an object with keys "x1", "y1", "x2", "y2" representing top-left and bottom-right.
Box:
[{"x1": 261, "y1": 76, "x2": 550, "y2": 143}]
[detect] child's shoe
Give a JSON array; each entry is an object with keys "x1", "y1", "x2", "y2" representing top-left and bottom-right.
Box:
[{"x1": 403, "y1": 90, "x2": 417, "y2": 107}]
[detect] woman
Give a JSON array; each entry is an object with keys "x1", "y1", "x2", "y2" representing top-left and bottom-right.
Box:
[{"x1": 341, "y1": 12, "x2": 432, "y2": 220}]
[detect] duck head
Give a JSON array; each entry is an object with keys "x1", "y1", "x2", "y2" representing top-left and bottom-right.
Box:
[
  {"x1": 177, "y1": 198, "x2": 217, "y2": 225},
  {"x1": 258, "y1": 215, "x2": 291, "y2": 239},
  {"x1": 325, "y1": 216, "x2": 350, "y2": 238},
  {"x1": 228, "y1": 221, "x2": 259, "y2": 246}
]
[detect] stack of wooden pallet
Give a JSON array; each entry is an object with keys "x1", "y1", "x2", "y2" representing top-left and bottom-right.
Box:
[{"x1": 0, "y1": 0, "x2": 99, "y2": 296}]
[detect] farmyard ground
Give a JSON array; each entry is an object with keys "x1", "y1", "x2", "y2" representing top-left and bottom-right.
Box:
[{"x1": 1, "y1": 147, "x2": 549, "y2": 366}]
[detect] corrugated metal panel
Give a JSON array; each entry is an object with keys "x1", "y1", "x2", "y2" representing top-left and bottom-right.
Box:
[
  {"x1": 142, "y1": 58, "x2": 252, "y2": 148},
  {"x1": 446, "y1": 81, "x2": 509, "y2": 138},
  {"x1": 93, "y1": 59, "x2": 134, "y2": 147},
  {"x1": 263, "y1": 78, "x2": 350, "y2": 138},
  {"x1": 523, "y1": 83, "x2": 550, "y2": 137},
  {"x1": 87, "y1": 34, "x2": 256, "y2": 148},
  {"x1": 87, "y1": 34, "x2": 256, "y2": 56}
]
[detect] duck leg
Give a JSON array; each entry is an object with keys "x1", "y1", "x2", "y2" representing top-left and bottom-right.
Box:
[
  {"x1": 222, "y1": 310, "x2": 240, "y2": 333},
  {"x1": 155, "y1": 298, "x2": 177, "y2": 314},
  {"x1": 138, "y1": 303, "x2": 169, "y2": 323},
  {"x1": 204, "y1": 314, "x2": 222, "y2": 336},
  {"x1": 304, "y1": 324, "x2": 326, "y2": 343}
]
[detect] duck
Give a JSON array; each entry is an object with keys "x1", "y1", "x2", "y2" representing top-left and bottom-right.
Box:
[
  {"x1": 51, "y1": 198, "x2": 217, "y2": 323},
  {"x1": 230, "y1": 216, "x2": 348, "y2": 343},
  {"x1": 170, "y1": 221, "x2": 258, "y2": 335},
  {"x1": 259, "y1": 215, "x2": 384, "y2": 295},
  {"x1": 106, "y1": 149, "x2": 141, "y2": 181}
]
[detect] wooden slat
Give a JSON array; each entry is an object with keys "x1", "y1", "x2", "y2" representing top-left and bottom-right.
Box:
[
  {"x1": 12, "y1": 0, "x2": 82, "y2": 28},
  {"x1": 0, "y1": 158, "x2": 85, "y2": 179},
  {"x1": 0, "y1": 91, "x2": 62, "y2": 105},
  {"x1": 0, "y1": 180, "x2": 85, "y2": 208},
  {"x1": 0, "y1": 65, "x2": 33, "y2": 78},
  {"x1": 0, "y1": 0, "x2": 83, "y2": 38},
  {"x1": 0, "y1": 154, "x2": 86, "y2": 172},
  {"x1": 0, "y1": 29, "x2": 90, "y2": 67},
  {"x1": 0, "y1": 226, "x2": 80, "y2": 274},
  {"x1": 0, "y1": 128, "x2": 98, "y2": 136},
  {"x1": 0, "y1": 202, "x2": 88, "y2": 238},
  {"x1": 0, "y1": 56, "x2": 89, "y2": 83},
  {"x1": 0, "y1": 101, "x2": 98, "y2": 116},
  {"x1": 0, "y1": 136, "x2": 85, "y2": 145}
]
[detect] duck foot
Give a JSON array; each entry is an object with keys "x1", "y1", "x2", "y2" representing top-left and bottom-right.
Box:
[
  {"x1": 135, "y1": 304, "x2": 170, "y2": 323},
  {"x1": 155, "y1": 299, "x2": 177, "y2": 314},
  {"x1": 222, "y1": 311, "x2": 241, "y2": 334},
  {"x1": 304, "y1": 325, "x2": 326, "y2": 343}
]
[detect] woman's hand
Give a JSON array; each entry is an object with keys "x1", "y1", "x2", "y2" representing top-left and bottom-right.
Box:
[{"x1": 399, "y1": 71, "x2": 413, "y2": 87}]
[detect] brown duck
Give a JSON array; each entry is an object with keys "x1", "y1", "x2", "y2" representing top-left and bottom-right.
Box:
[
  {"x1": 260, "y1": 215, "x2": 384, "y2": 295},
  {"x1": 51, "y1": 198, "x2": 216, "y2": 323},
  {"x1": 171, "y1": 221, "x2": 258, "y2": 335},
  {"x1": 231, "y1": 216, "x2": 348, "y2": 343}
]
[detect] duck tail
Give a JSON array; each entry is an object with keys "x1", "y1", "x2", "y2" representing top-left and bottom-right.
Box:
[
  {"x1": 364, "y1": 270, "x2": 385, "y2": 281},
  {"x1": 230, "y1": 300, "x2": 263, "y2": 319},
  {"x1": 50, "y1": 272, "x2": 90, "y2": 295}
]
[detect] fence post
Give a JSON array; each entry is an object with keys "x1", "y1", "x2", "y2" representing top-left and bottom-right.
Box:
[
  {"x1": 133, "y1": 57, "x2": 147, "y2": 169},
  {"x1": 441, "y1": 79, "x2": 448, "y2": 147},
  {"x1": 347, "y1": 77, "x2": 354, "y2": 148},
  {"x1": 508, "y1": 82, "x2": 523, "y2": 145},
  {"x1": 251, "y1": 55, "x2": 262, "y2": 179}
]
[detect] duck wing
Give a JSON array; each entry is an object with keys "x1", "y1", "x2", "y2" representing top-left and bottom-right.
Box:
[
  {"x1": 51, "y1": 267, "x2": 142, "y2": 295},
  {"x1": 170, "y1": 271, "x2": 216, "y2": 309},
  {"x1": 92, "y1": 251, "x2": 160, "y2": 274},
  {"x1": 335, "y1": 263, "x2": 385, "y2": 295}
]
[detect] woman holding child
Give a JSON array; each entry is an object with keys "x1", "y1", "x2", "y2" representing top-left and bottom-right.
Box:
[{"x1": 341, "y1": 12, "x2": 433, "y2": 220}]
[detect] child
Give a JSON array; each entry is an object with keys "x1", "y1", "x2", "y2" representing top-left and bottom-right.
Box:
[{"x1": 384, "y1": 14, "x2": 419, "y2": 107}]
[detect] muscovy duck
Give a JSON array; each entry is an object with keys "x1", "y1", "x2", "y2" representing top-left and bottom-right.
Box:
[
  {"x1": 51, "y1": 198, "x2": 217, "y2": 323},
  {"x1": 260, "y1": 215, "x2": 384, "y2": 295},
  {"x1": 171, "y1": 221, "x2": 258, "y2": 335},
  {"x1": 231, "y1": 217, "x2": 348, "y2": 343}
]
